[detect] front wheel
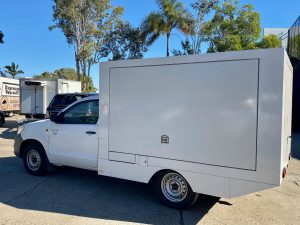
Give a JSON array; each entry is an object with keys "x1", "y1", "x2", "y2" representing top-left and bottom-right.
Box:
[
  {"x1": 154, "y1": 171, "x2": 199, "y2": 209},
  {"x1": 23, "y1": 143, "x2": 48, "y2": 176}
]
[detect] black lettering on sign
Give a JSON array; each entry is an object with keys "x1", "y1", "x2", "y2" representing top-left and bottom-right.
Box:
[{"x1": 2, "y1": 83, "x2": 19, "y2": 96}]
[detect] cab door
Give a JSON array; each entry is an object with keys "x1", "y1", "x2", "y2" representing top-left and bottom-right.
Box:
[{"x1": 49, "y1": 99, "x2": 99, "y2": 170}]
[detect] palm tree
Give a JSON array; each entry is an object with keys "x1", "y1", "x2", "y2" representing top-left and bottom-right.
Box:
[
  {"x1": 0, "y1": 69, "x2": 6, "y2": 77},
  {"x1": 0, "y1": 31, "x2": 4, "y2": 44},
  {"x1": 4, "y1": 62, "x2": 24, "y2": 79},
  {"x1": 141, "y1": 0, "x2": 194, "y2": 56}
]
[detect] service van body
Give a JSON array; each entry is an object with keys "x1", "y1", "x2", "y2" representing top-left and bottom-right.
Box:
[
  {"x1": 0, "y1": 77, "x2": 20, "y2": 116},
  {"x1": 14, "y1": 48, "x2": 293, "y2": 208},
  {"x1": 19, "y1": 78, "x2": 81, "y2": 118}
]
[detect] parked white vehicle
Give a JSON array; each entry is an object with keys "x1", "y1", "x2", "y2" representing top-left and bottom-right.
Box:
[
  {"x1": 14, "y1": 48, "x2": 293, "y2": 209},
  {"x1": 0, "y1": 77, "x2": 20, "y2": 117},
  {"x1": 19, "y1": 78, "x2": 81, "y2": 118}
]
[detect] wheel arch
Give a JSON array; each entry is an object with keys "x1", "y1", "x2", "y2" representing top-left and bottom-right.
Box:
[
  {"x1": 148, "y1": 169, "x2": 195, "y2": 192},
  {"x1": 19, "y1": 139, "x2": 46, "y2": 158}
]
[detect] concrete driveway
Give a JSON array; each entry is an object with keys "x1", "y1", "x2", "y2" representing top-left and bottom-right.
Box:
[{"x1": 0, "y1": 116, "x2": 299, "y2": 225}]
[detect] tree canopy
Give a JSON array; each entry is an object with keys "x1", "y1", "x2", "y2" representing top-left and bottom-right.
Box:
[
  {"x1": 204, "y1": 0, "x2": 261, "y2": 52},
  {"x1": 257, "y1": 34, "x2": 282, "y2": 49},
  {"x1": 100, "y1": 21, "x2": 147, "y2": 61},
  {"x1": 141, "y1": 0, "x2": 194, "y2": 56},
  {"x1": 190, "y1": 0, "x2": 218, "y2": 54},
  {"x1": 50, "y1": 0, "x2": 123, "y2": 89},
  {"x1": 34, "y1": 68, "x2": 77, "y2": 80}
]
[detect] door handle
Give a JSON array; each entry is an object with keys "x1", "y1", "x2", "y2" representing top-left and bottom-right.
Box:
[{"x1": 86, "y1": 131, "x2": 96, "y2": 135}]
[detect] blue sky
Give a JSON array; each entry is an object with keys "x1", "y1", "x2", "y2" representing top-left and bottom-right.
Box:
[{"x1": 0, "y1": 0, "x2": 299, "y2": 89}]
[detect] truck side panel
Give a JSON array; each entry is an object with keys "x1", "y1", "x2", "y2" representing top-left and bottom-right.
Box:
[{"x1": 109, "y1": 59, "x2": 258, "y2": 171}]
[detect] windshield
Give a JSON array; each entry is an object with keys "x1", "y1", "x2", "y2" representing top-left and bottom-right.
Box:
[{"x1": 49, "y1": 95, "x2": 85, "y2": 108}]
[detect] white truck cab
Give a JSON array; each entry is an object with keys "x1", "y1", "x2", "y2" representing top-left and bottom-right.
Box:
[
  {"x1": 15, "y1": 96, "x2": 99, "y2": 170},
  {"x1": 14, "y1": 48, "x2": 293, "y2": 209}
]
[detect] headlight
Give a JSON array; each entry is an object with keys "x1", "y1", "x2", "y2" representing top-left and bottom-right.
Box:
[{"x1": 17, "y1": 125, "x2": 25, "y2": 134}]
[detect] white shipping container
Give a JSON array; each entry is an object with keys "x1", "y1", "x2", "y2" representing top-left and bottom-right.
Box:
[{"x1": 19, "y1": 78, "x2": 81, "y2": 117}]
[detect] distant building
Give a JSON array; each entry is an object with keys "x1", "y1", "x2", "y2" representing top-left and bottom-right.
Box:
[
  {"x1": 288, "y1": 17, "x2": 300, "y2": 63},
  {"x1": 263, "y1": 28, "x2": 289, "y2": 48},
  {"x1": 287, "y1": 16, "x2": 300, "y2": 130}
]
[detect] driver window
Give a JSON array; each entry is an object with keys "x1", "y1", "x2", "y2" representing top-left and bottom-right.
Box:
[{"x1": 62, "y1": 100, "x2": 99, "y2": 124}]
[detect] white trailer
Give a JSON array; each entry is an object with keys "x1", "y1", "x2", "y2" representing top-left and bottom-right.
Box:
[
  {"x1": 19, "y1": 78, "x2": 81, "y2": 118},
  {"x1": 0, "y1": 77, "x2": 20, "y2": 116},
  {"x1": 14, "y1": 48, "x2": 293, "y2": 209}
]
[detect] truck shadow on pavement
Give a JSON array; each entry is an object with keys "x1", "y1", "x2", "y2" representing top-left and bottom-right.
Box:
[
  {"x1": 0, "y1": 120, "x2": 18, "y2": 139},
  {"x1": 0, "y1": 156, "x2": 219, "y2": 225},
  {"x1": 292, "y1": 133, "x2": 300, "y2": 160}
]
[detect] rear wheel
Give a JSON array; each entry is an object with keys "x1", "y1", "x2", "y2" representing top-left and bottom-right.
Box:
[
  {"x1": 23, "y1": 143, "x2": 48, "y2": 176},
  {"x1": 154, "y1": 171, "x2": 199, "y2": 209}
]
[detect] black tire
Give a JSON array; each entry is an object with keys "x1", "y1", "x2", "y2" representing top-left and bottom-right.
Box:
[
  {"x1": 154, "y1": 171, "x2": 199, "y2": 209},
  {"x1": 0, "y1": 115, "x2": 3, "y2": 127},
  {"x1": 23, "y1": 143, "x2": 48, "y2": 176}
]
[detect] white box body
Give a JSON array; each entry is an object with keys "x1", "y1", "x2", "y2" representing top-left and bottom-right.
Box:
[
  {"x1": 99, "y1": 48, "x2": 293, "y2": 198},
  {"x1": 20, "y1": 78, "x2": 81, "y2": 116}
]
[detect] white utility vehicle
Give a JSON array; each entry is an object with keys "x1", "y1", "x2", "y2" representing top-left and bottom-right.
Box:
[{"x1": 14, "y1": 48, "x2": 293, "y2": 209}]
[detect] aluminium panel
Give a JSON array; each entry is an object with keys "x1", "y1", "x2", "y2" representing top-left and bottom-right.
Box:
[{"x1": 108, "y1": 59, "x2": 259, "y2": 170}]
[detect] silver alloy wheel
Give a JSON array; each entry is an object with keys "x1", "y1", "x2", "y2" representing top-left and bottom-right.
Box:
[
  {"x1": 26, "y1": 149, "x2": 42, "y2": 171},
  {"x1": 161, "y1": 173, "x2": 188, "y2": 202}
]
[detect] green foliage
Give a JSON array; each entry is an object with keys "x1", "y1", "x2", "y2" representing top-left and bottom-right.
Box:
[
  {"x1": 190, "y1": 0, "x2": 218, "y2": 54},
  {"x1": 0, "y1": 31, "x2": 3, "y2": 44},
  {"x1": 50, "y1": 0, "x2": 123, "y2": 81},
  {"x1": 33, "y1": 68, "x2": 97, "y2": 93},
  {"x1": 172, "y1": 0, "x2": 218, "y2": 55},
  {"x1": 141, "y1": 0, "x2": 194, "y2": 56},
  {"x1": 80, "y1": 76, "x2": 97, "y2": 93},
  {"x1": 34, "y1": 68, "x2": 77, "y2": 80},
  {"x1": 101, "y1": 21, "x2": 147, "y2": 61},
  {"x1": 257, "y1": 34, "x2": 282, "y2": 49},
  {"x1": 0, "y1": 69, "x2": 6, "y2": 77},
  {"x1": 172, "y1": 39, "x2": 196, "y2": 55},
  {"x1": 33, "y1": 71, "x2": 53, "y2": 79},
  {"x1": 3, "y1": 62, "x2": 24, "y2": 79},
  {"x1": 203, "y1": 0, "x2": 261, "y2": 52}
]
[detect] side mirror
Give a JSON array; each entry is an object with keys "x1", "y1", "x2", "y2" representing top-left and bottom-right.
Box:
[{"x1": 50, "y1": 112, "x2": 63, "y2": 123}]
